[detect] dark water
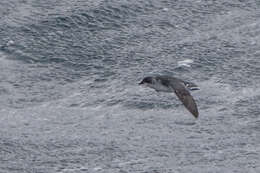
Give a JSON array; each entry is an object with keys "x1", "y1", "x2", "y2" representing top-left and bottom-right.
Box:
[{"x1": 0, "y1": 0, "x2": 260, "y2": 172}]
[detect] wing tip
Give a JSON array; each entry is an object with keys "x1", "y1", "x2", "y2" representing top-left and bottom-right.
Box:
[
  {"x1": 191, "y1": 108, "x2": 199, "y2": 118},
  {"x1": 193, "y1": 112, "x2": 199, "y2": 118}
]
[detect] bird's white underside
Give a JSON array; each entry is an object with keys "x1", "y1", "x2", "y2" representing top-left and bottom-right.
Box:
[{"x1": 146, "y1": 82, "x2": 174, "y2": 93}]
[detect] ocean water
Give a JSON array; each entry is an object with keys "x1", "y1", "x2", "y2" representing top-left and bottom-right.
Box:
[{"x1": 0, "y1": 0, "x2": 259, "y2": 172}]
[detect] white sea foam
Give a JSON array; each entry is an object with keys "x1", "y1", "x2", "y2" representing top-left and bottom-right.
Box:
[
  {"x1": 177, "y1": 59, "x2": 194, "y2": 67},
  {"x1": 162, "y1": 8, "x2": 169, "y2": 12},
  {"x1": 6, "y1": 40, "x2": 14, "y2": 46}
]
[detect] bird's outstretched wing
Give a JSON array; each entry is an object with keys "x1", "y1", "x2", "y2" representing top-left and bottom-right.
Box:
[{"x1": 172, "y1": 84, "x2": 199, "y2": 118}]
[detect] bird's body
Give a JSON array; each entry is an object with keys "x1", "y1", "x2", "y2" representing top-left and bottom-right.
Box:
[{"x1": 139, "y1": 75, "x2": 199, "y2": 118}]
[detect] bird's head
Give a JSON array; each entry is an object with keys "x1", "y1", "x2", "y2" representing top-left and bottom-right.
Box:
[{"x1": 139, "y1": 76, "x2": 153, "y2": 85}]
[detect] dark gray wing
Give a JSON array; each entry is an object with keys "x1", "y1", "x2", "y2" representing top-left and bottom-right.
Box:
[{"x1": 171, "y1": 82, "x2": 199, "y2": 118}]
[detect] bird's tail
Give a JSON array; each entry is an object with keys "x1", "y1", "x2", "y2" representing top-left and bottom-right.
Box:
[{"x1": 183, "y1": 81, "x2": 200, "y2": 91}]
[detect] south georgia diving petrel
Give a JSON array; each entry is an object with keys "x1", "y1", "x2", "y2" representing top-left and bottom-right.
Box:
[{"x1": 139, "y1": 75, "x2": 199, "y2": 118}]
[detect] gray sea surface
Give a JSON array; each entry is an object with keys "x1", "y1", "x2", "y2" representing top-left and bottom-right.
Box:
[{"x1": 0, "y1": 0, "x2": 260, "y2": 172}]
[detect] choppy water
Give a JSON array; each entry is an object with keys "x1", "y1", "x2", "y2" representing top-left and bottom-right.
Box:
[{"x1": 0, "y1": 0, "x2": 260, "y2": 172}]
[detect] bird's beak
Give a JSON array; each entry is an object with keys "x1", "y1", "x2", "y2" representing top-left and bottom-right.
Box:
[{"x1": 139, "y1": 81, "x2": 144, "y2": 85}]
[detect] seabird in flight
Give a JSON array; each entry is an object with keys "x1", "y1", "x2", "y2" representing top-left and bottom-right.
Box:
[{"x1": 139, "y1": 75, "x2": 199, "y2": 118}]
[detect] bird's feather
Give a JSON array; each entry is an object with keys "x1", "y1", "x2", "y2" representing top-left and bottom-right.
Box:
[{"x1": 173, "y1": 85, "x2": 199, "y2": 118}]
